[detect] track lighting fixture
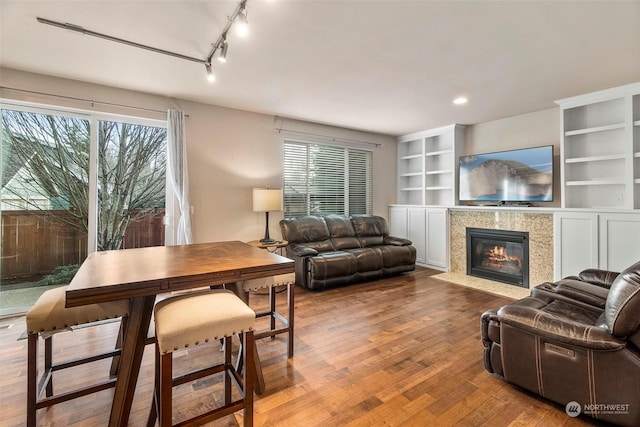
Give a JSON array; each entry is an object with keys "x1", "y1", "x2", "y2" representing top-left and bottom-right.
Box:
[
  {"x1": 37, "y1": 0, "x2": 250, "y2": 84},
  {"x1": 217, "y1": 37, "x2": 228, "y2": 63},
  {"x1": 205, "y1": 62, "x2": 215, "y2": 82},
  {"x1": 235, "y1": 8, "x2": 249, "y2": 37},
  {"x1": 204, "y1": 0, "x2": 249, "y2": 81}
]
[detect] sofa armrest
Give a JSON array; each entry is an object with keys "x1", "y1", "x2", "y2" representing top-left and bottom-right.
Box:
[
  {"x1": 497, "y1": 304, "x2": 626, "y2": 351},
  {"x1": 383, "y1": 236, "x2": 412, "y2": 246},
  {"x1": 287, "y1": 243, "x2": 318, "y2": 257},
  {"x1": 577, "y1": 268, "x2": 620, "y2": 289}
]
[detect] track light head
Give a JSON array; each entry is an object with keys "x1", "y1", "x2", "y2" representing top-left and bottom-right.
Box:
[
  {"x1": 217, "y1": 38, "x2": 228, "y2": 63},
  {"x1": 235, "y1": 8, "x2": 249, "y2": 37},
  {"x1": 205, "y1": 62, "x2": 215, "y2": 82}
]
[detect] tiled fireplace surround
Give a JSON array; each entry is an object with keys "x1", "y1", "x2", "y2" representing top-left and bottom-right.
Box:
[{"x1": 444, "y1": 209, "x2": 554, "y2": 299}]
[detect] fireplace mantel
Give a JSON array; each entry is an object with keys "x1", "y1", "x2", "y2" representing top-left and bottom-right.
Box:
[{"x1": 391, "y1": 204, "x2": 640, "y2": 295}]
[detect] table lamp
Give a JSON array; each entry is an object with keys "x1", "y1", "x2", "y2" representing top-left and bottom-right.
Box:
[{"x1": 253, "y1": 187, "x2": 283, "y2": 244}]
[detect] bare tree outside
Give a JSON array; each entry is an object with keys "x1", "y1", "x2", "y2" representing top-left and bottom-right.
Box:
[
  {"x1": 98, "y1": 120, "x2": 166, "y2": 250},
  {"x1": 1, "y1": 109, "x2": 167, "y2": 252}
]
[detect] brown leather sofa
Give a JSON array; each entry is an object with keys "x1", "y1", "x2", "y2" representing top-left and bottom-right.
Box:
[
  {"x1": 279, "y1": 214, "x2": 416, "y2": 290},
  {"x1": 481, "y1": 261, "x2": 640, "y2": 426}
]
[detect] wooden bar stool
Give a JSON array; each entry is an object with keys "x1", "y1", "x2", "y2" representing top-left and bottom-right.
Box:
[
  {"x1": 148, "y1": 289, "x2": 256, "y2": 427},
  {"x1": 239, "y1": 272, "x2": 295, "y2": 358},
  {"x1": 26, "y1": 285, "x2": 130, "y2": 427}
]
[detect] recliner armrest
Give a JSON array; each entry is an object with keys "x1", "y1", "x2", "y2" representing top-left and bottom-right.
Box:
[
  {"x1": 481, "y1": 308, "x2": 500, "y2": 346},
  {"x1": 532, "y1": 279, "x2": 608, "y2": 310},
  {"x1": 577, "y1": 268, "x2": 620, "y2": 289},
  {"x1": 497, "y1": 304, "x2": 626, "y2": 351},
  {"x1": 287, "y1": 244, "x2": 318, "y2": 257},
  {"x1": 383, "y1": 236, "x2": 412, "y2": 246}
]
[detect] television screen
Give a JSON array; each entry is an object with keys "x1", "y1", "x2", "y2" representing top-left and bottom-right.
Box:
[{"x1": 459, "y1": 145, "x2": 553, "y2": 203}]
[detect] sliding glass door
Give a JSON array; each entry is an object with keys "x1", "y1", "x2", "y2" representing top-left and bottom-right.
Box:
[{"x1": 1, "y1": 104, "x2": 168, "y2": 314}]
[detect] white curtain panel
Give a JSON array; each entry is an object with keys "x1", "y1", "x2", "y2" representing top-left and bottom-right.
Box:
[{"x1": 167, "y1": 110, "x2": 193, "y2": 244}]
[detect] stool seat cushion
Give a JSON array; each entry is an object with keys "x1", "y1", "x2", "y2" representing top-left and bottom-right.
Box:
[
  {"x1": 154, "y1": 289, "x2": 255, "y2": 354},
  {"x1": 26, "y1": 286, "x2": 130, "y2": 334},
  {"x1": 242, "y1": 273, "x2": 295, "y2": 291}
]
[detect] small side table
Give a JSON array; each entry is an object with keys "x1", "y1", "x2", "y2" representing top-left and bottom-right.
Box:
[{"x1": 246, "y1": 239, "x2": 288, "y2": 255}]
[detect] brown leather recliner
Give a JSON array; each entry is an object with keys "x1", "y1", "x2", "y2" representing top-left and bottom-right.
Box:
[{"x1": 481, "y1": 260, "x2": 640, "y2": 426}]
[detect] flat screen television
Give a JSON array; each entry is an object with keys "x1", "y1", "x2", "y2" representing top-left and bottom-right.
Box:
[{"x1": 459, "y1": 145, "x2": 553, "y2": 203}]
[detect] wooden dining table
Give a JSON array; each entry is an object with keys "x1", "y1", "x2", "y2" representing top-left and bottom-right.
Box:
[{"x1": 65, "y1": 240, "x2": 294, "y2": 427}]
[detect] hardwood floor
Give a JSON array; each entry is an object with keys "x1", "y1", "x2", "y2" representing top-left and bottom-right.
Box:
[{"x1": 0, "y1": 267, "x2": 603, "y2": 426}]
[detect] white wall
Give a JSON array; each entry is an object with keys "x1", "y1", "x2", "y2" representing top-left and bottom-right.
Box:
[
  {"x1": 0, "y1": 68, "x2": 397, "y2": 243},
  {"x1": 464, "y1": 108, "x2": 559, "y2": 154}
]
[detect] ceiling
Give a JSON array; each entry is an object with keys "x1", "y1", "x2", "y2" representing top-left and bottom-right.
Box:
[{"x1": 1, "y1": 0, "x2": 639, "y2": 136}]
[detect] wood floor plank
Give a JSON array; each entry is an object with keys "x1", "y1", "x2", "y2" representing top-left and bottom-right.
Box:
[{"x1": 0, "y1": 267, "x2": 603, "y2": 426}]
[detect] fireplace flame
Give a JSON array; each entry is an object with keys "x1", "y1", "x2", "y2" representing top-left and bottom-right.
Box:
[{"x1": 488, "y1": 246, "x2": 522, "y2": 269}]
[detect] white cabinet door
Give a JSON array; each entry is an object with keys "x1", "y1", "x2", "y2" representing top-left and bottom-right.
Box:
[
  {"x1": 425, "y1": 208, "x2": 448, "y2": 270},
  {"x1": 389, "y1": 205, "x2": 449, "y2": 270},
  {"x1": 407, "y1": 208, "x2": 427, "y2": 265},
  {"x1": 599, "y1": 213, "x2": 640, "y2": 272},
  {"x1": 389, "y1": 206, "x2": 408, "y2": 239},
  {"x1": 554, "y1": 212, "x2": 599, "y2": 280}
]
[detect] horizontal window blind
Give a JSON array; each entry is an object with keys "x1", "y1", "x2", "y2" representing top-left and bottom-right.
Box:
[{"x1": 283, "y1": 140, "x2": 372, "y2": 217}]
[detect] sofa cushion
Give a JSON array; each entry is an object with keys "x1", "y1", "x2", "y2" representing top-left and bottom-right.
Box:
[
  {"x1": 605, "y1": 260, "x2": 640, "y2": 338},
  {"x1": 578, "y1": 268, "x2": 619, "y2": 288},
  {"x1": 352, "y1": 215, "x2": 388, "y2": 247},
  {"x1": 345, "y1": 248, "x2": 383, "y2": 272},
  {"x1": 325, "y1": 214, "x2": 361, "y2": 250},
  {"x1": 309, "y1": 251, "x2": 357, "y2": 280},
  {"x1": 280, "y1": 216, "x2": 331, "y2": 244},
  {"x1": 377, "y1": 245, "x2": 416, "y2": 268}
]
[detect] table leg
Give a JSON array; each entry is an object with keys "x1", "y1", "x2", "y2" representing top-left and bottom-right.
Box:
[{"x1": 108, "y1": 295, "x2": 155, "y2": 427}]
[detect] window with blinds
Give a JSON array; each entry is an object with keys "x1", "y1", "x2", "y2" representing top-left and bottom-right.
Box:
[{"x1": 283, "y1": 140, "x2": 372, "y2": 217}]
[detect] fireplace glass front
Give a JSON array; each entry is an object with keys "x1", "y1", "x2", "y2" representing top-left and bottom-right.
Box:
[{"x1": 466, "y1": 227, "x2": 529, "y2": 288}]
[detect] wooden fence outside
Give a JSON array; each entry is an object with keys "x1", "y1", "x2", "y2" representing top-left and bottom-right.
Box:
[{"x1": 1, "y1": 209, "x2": 165, "y2": 282}]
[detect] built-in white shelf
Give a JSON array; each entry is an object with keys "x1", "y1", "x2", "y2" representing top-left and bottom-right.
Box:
[
  {"x1": 425, "y1": 149, "x2": 453, "y2": 157},
  {"x1": 556, "y1": 82, "x2": 640, "y2": 209},
  {"x1": 565, "y1": 179, "x2": 625, "y2": 186},
  {"x1": 565, "y1": 154, "x2": 625, "y2": 163},
  {"x1": 400, "y1": 153, "x2": 422, "y2": 160},
  {"x1": 564, "y1": 123, "x2": 625, "y2": 136},
  {"x1": 397, "y1": 124, "x2": 465, "y2": 206}
]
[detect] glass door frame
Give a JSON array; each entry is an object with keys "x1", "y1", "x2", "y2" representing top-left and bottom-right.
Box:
[{"x1": 0, "y1": 99, "x2": 174, "y2": 255}]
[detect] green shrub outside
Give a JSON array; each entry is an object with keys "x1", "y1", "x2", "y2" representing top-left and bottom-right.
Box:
[{"x1": 38, "y1": 264, "x2": 80, "y2": 286}]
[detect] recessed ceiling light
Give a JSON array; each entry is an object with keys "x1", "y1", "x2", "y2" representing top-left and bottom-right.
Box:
[{"x1": 453, "y1": 97, "x2": 468, "y2": 105}]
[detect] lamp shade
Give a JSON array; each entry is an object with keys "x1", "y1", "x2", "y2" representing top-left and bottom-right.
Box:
[{"x1": 253, "y1": 188, "x2": 283, "y2": 212}]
